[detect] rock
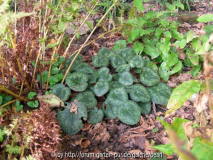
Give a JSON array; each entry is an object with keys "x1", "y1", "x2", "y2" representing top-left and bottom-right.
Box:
[
  {"x1": 178, "y1": 12, "x2": 199, "y2": 24},
  {"x1": 66, "y1": 21, "x2": 94, "y2": 35}
]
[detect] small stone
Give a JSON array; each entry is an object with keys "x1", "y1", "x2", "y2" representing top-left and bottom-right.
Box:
[{"x1": 178, "y1": 12, "x2": 199, "y2": 24}]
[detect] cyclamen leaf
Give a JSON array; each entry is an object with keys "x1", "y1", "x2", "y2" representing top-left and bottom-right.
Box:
[
  {"x1": 118, "y1": 72, "x2": 133, "y2": 86},
  {"x1": 116, "y1": 64, "x2": 130, "y2": 73},
  {"x1": 117, "y1": 100, "x2": 141, "y2": 125},
  {"x1": 138, "y1": 101, "x2": 151, "y2": 114},
  {"x1": 75, "y1": 63, "x2": 94, "y2": 74},
  {"x1": 64, "y1": 54, "x2": 83, "y2": 70},
  {"x1": 98, "y1": 67, "x2": 112, "y2": 81},
  {"x1": 94, "y1": 81, "x2": 109, "y2": 97},
  {"x1": 110, "y1": 54, "x2": 126, "y2": 68},
  {"x1": 140, "y1": 67, "x2": 160, "y2": 86},
  {"x1": 129, "y1": 55, "x2": 145, "y2": 68},
  {"x1": 98, "y1": 47, "x2": 112, "y2": 58},
  {"x1": 148, "y1": 82, "x2": 172, "y2": 106},
  {"x1": 57, "y1": 102, "x2": 87, "y2": 135},
  {"x1": 92, "y1": 55, "x2": 109, "y2": 67},
  {"x1": 51, "y1": 84, "x2": 71, "y2": 102},
  {"x1": 102, "y1": 103, "x2": 117, "y2": 119},
  {"x1": 65, "y1": 72, "x2": 89, "y2": 92},
  {"x1": 76, "y1": 90, "x2": 97, "y2": 108},
  {"x1": 165, "y1": 80, "x2": 201, "y2": 117},
  {"x1": 120, "y1": 48, "x2": 136, "y2": 62},
  {"x1": 129, "y1": 84, "x2": 150, "y2": 102},
  {"x1": 87, "y1": 108, "x2": 104, "y2": 124},
  {"x1": 107, "y1": 87, "x2": 128, "y2": 106}
]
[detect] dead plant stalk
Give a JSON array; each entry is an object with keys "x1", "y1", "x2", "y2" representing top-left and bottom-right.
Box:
[{"x1": 61, "y1": 0, "x2": 119, "y2": 83}]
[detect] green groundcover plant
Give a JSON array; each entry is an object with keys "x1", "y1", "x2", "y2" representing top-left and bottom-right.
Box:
[{"x1": 42, "y1": 47, "x2": 172, "y2": 135}]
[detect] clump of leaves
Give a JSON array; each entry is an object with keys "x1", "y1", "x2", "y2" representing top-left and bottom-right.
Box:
[
  {"x1": 121, "y1": 2, "x2": 206, "y2": 81},
  {"x1": 55, "y1": 47, "x2": 172, "y2": 135}
]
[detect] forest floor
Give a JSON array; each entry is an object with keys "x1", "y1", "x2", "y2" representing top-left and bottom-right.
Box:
[
  {"x1": 1, "y1": 1, "x2": 213, "y2": 160},
  {"x1": 54, "y1": 1, "x2": 213, "y2": 160}
]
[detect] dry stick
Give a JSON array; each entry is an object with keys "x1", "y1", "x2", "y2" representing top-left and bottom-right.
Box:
[
  {"x1": 63, "y1": 25, "x2": 122, "y2": 64},
  {"x1": 31, "y1": 0, "x2": 67, "y2": 87},
  {"x1": 0, "y1": 48, "x2": 6, "y2": 87},
  {"x1": 0, "y1": 85, "x2": 28, "y2": 102},
  {"x1": 61, "y1": 0, "x2": 118, "y2": 84},
  {"x1": 205, "y1": 77, "x2": 213, "y2": 124},
  {"x1": 45, "y1": 47, "x2": 56, "y2": 91},
  {"x1": 62, "y1": 0, "x2": 100, "y2": 59},
  {"x1": 59, "y1": 25, "x2": 122, "y2": 69},
  {"x1": 16, "y1": 58, "x2": 33, "y2": 91},
  {"x1": 0, "y1": 99, "x2": 17, "y2": 108},
  {"x1": 19, "y1": 41, "x2": 34, "y2": 95}
]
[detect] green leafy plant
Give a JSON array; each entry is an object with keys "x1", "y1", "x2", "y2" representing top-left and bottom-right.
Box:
[
  {"x1": 27, "y1": 92, "x2": 36, "y2": 100},
  {"x1": 14, "y1": 101, "x2": 23, "y2": 112},
  {"x1": 0, "y1": 93, "x2": 13, "y2": 107},
  {"x1": 121, "y1": 2, "x2": 204, "y2": 81},
  {"x1": 55, "y1": 46, "x2": 172, "y2": 135}
]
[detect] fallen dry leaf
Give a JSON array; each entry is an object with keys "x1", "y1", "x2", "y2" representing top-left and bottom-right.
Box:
[
  {"x1": 95, "y1": 128, "x2": 111, "y2": 142},
  {"x1": 75, "y1": 138, "x2": 91, "y2": 148},
  {"x1": 178, "y1": 52, "x2": 186, "y2": 61},
  {"x1": 182, "y1": 121, "x2": 202, "y2": 138},
  {"x1": 70, "y1": 100, "x2": 78, "y2": 114},
  {"x1": 135, "y1": 137, "x2": 146, "y2": 150},
  {"x1": 194, "y1": 92, "x2": 208, "y2": 113},
  {"x1": 82, "y1": 123, "x2": 92, "y2": 131}
]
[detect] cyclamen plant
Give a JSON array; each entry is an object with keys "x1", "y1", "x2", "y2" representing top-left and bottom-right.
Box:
[{"x1": 53, "y1": 47, "x2": 172, "y2": 135}]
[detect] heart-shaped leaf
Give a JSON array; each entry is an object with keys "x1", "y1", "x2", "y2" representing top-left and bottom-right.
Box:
[
  {"x1": 75, "y1": 63, "x2": 95, "y2": 74},
  {"x1": 97, "y1": 47, "x2": 112, "y2": 58},
  {"x1": 118, "y1": 72, "x2": 133, "y2": 86},
  {"x1": 129, "y1": 55, "x2": 145, "y2": 68},
  {"x1": 52, "y1": 84, "x2": 71, "y2": 102},
  {"x1": 107, "y1": 87, "x2": 128, "y2": 106},
  {"x1": 98, "y1": 67, "x2": 112, "y2": 82},
  {"x1": 92, "y1": 55, "x2": 109, "y2": 67},
  {"x1": 94, "y1": 81, "x2": 109, "y2": 97},
  {"x1": 120, "y1": 48, "x2": 136, "y2": 62},
  {"x1": 87, "y1": 108, "x2": 104, "y2": 124},
  {"x1": 64, "y1": 54, "x2": 83, "y2": 70},
  {"x1": 76, "y1": 90, "x2": 97, "y2": 108},
  {"x1": 129, "y1": 84, "x2": 150, "y2": 102},
  {"x1": 102, "y1": 103, "x2": 117, "y2": 119},
  {"x1": 117, "y1": 100, "x2": 141, "y2": 125},
  {"x1": 110, "y1": 54, "x2": 126, "y2": 68},
  {"x1": 57, "y1": 101, "x2": 87, "y2": 135},
  {"x1": 138, "y1": 101, "x2": 151, "y2": 114},
  {"x1": 116, "y1": 64, "x2": 130, "y2": 73},
  {"x1": 65, "y1": 72, "x2": 89, "y2": 92},
  {"x1": 140, "y1": 67, "x2": 160, "y2": 86},
  {"x1": 147, "y1": 82, "x2": 172, "y2": 106}
]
